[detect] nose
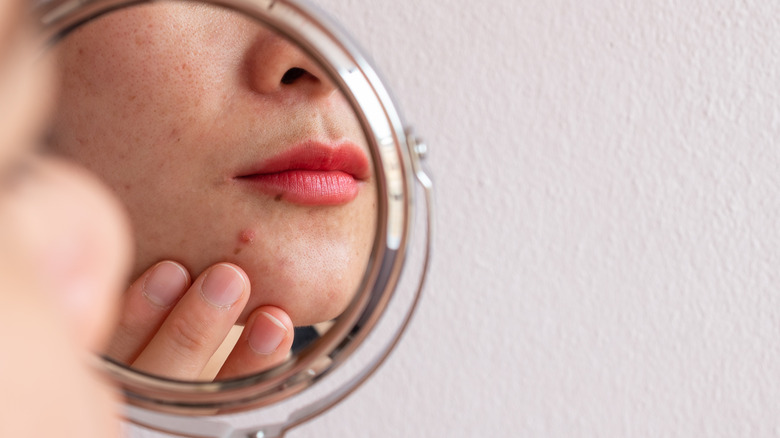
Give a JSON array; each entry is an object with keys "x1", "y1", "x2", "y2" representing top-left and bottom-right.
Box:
[{"x1": 245, "y1": 31, "x2": 337, "y2": 99}]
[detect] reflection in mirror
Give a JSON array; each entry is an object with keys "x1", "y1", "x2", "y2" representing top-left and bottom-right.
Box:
[{"x1": 45, "y1": 1, "x2": 377, "y2": 382}]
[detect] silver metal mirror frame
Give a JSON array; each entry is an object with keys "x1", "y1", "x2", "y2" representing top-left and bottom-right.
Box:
[{"x1": 36, "y1": 0, "x2": 432, "y2": 436}]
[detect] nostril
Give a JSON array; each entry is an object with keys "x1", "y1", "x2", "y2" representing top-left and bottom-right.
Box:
[{"x1": 280, "y1": 67, "x2": 307, "y2": 85}]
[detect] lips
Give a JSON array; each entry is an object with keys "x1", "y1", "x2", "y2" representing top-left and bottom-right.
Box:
[{"x1": 235, "y1": 141, "x2": 370, "y2": 206}]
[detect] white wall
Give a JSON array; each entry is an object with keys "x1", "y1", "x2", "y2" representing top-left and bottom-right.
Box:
[
  {"x1": 295, "y1": 0, "x2": 780, "y2": 436},
  {"x1": 130, "y1": 0, "x2": 780, "y2": 436}
]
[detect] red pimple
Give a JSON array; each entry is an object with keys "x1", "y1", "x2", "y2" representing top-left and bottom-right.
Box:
[{"x1": 239, "y1": 229, "x2": 256, "y2": 244}]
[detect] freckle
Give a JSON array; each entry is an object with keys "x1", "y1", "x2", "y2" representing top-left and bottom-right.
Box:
[
  {"x1": 233, "y1": 247, "x2": 242, "y2": 255},
  {"x1": 274, "y1": 194, "x2": 283, "y2": 201},
  {"x1": 239, "y1": 229, "x2": 256, "y2": 244}
]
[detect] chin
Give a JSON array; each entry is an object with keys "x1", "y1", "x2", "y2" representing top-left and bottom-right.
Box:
[
  {"x1": 240, "y1": 270, "x2": 360, "y2": 327},
  {"x1": 231, "y1": 238, "x2": 368, "y2": 327},
  {"x1": 129, "y1": 224, "x2": 368, "y2": 327}
]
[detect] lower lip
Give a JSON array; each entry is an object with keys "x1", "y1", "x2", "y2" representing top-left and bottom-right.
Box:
[{"x1": 239, "y1": 170, "x2": 361, "y2": 205}]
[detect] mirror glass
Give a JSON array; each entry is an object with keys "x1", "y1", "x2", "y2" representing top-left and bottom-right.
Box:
[{"x1": 44, "y1": 0, "x2": 378, "y2": 381}]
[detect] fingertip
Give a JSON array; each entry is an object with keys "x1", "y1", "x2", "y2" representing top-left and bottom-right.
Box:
[
  {"x1": 11, "y1": 158, "x2": 133, "y2": 352},
  {"x1": 247, "y1": 306, "x2": 293, "y2": 356},
  {"x1": 141, "y1": 261, "x2": 190, "y2": 308},
  {"x1": 256, "y1": 305, "x2": 293, "y2": 329},
  {"x1": 199, "y1": 263, "x2": 250, "y2": 309},
  {"x1": 218, "y1": 262, "x2": 250, "y2": 289},
  {"x1": 157, "y1": 260, "x2": 191, "y2": 283}
]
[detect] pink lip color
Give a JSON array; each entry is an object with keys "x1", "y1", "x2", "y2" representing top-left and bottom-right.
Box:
[{"x1": 236, "y1": 142, "x2": 370, "y2": 206}]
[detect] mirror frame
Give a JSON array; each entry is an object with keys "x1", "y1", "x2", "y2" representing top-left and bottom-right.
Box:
[{"x1": 34, "y1": 0, "x2": 432, "y2": 436}]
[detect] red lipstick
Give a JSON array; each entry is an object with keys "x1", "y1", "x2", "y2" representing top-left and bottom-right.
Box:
[{"x1": 236, "y1": 141, "x2": 370, "y2": 206}]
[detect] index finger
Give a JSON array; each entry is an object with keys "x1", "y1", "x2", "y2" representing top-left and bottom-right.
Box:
[{"x1": 106, "y1": 260, "x2": 191, "y2": 363}]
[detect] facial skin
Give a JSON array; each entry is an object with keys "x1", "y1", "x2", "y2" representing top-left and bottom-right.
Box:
[{"x1": 49, "y1": 3, "x2": 377, "y2": 327}]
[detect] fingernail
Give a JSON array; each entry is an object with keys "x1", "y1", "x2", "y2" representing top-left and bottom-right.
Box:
[
  {"x1": 248, "y1": 312, "x2": 288, "y2": 355},
  {"x1": 200, "y1": 264, "x2": 246, "y2": 308},
  {"x1": 143, "y1": 261, "x2": 189, "y2": 307}
]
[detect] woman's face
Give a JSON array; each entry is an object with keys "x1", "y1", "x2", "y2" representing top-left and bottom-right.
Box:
[{"x1": 49, "y1": 2, "x2": 377, "y2": 327}]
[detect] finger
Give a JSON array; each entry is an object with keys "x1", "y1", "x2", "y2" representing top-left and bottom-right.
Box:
[
  {"x1": 106, "y1": 260, "x2": 191, "y2": 363},
  {"x1": 5, "y1": 158, "x2": 132, "y2": 352},
  {"x1": 131, "y1": 263, "x2": 249, "y2": 379},
  {"x1": 216, "y1": 305, "x2": 294, "y2": 380}
]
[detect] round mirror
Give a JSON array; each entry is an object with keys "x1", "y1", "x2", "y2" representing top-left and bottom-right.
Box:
[
  {"x1": 47, "y1": 0, "x2": 378, "y2": 382},
  {"x1": 35, "y1": 0, "x2": 431, "y2": 436}
]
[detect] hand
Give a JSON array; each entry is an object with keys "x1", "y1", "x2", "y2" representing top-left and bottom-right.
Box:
[
  {"x1": 106, "y1": 261, "x2": 294, "y2": 380},
  {"x1": 1, "y1": 158, "x2": 133, "y2": 438}
]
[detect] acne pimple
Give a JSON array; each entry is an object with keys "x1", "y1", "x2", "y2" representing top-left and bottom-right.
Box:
[{"x1": 239, "y1": 229, "x2": 256, "y2": 244}]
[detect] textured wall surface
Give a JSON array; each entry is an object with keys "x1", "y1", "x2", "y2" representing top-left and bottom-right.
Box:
[
  {"x1": 136, "y1": 0, "x2": 780, "y2": 436},
  {"x1": 297, "y1": 0, "x2": 780, "y2": 437}
]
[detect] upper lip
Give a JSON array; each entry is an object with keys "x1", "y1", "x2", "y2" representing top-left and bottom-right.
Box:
[{"x1": 235, "y1": 140, "x2": 370, "y2": 181}]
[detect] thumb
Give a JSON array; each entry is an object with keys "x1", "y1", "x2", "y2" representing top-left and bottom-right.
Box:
[{"x1": 7, "y1": 158, "x2": 132, "y2": 351}]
